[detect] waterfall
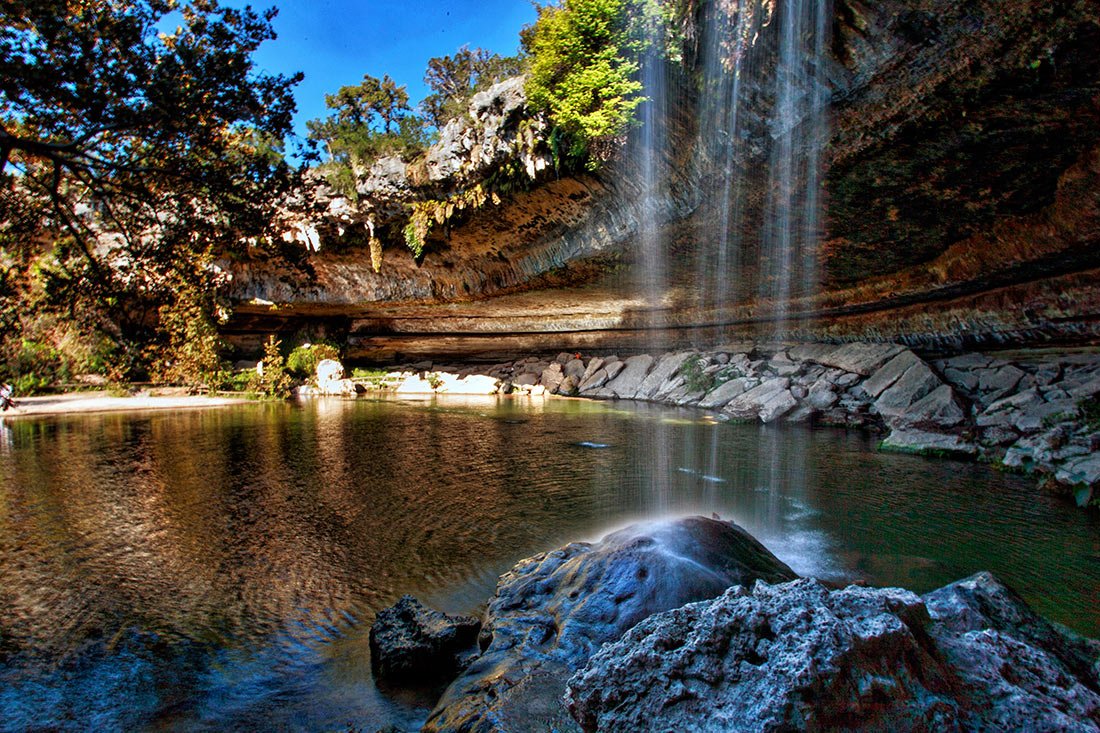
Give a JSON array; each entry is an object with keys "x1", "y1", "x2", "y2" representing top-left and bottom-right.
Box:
[
  {"x1": 690, "y1": 0, "x2": 831, "y2": 337},
  {"x1": 635, "y1": 27, "x2": 673, "y2": 509},
  {"x1": 629, "y1": 0, "x2": 830, "y2": 512},
  {"x1": 638, "y1": 43, "x2": 668, "y2": 326},
  {"x1": 760, "y1": 0, "x2": 831, "y2": 336},
  {"x1": 695, "y1": 0, "x2": 764, "y2": 325}
]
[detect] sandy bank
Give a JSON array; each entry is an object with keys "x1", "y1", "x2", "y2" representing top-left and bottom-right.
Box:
[{"x1": 1, "y1": 391, "x2": 253, "y2": 418}]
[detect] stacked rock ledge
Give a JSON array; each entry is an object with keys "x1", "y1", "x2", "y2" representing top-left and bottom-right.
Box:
[{"x1": 323, "y1": 344, "x2": 1100, "y2": 503}]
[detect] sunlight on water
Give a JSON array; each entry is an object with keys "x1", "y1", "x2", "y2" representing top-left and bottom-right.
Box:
[{"x1": 0, "y1": 399, "x2": 1097, "y2": 730}]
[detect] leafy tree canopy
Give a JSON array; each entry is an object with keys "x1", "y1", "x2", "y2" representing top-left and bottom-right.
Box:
[
  {"x1": 0, "y1": 0, "x2": 303, "y2": 385},
  {"x1": 421, "y1": 46, "x2": 523, "y2": 128},
  {"x1": 306, "y1": 73, "x2": 429, "y2": 172},
  {"x1": 524, "y1": 0, "x2": 670, "y2": 166}
]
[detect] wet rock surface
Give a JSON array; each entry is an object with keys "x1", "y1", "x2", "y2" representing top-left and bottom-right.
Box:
[
  {"x1": 566, "y1": 572, "x2": 1100, "y2": 732},
  {"x1": 369, "y1": 595, "x2": 480, "y2": 686},
  {"x1": 421, "y1": 516, "x2": 797, "y2": 732}
]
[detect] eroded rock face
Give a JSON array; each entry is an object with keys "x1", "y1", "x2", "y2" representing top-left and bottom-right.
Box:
[
  {"x1": 421, "y1": 516, "x2": 797, "y2": 732},
  {"x1": 566, "y1": 573, "x2": 1100, "y2": 732},
  {"x1": 226, "y1": 0, "x2": 1100, "y2": 356}
]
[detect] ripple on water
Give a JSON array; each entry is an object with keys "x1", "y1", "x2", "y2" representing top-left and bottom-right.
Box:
[{"x1": 0, "y1": 397, "x2": 1096, "y2": 731}]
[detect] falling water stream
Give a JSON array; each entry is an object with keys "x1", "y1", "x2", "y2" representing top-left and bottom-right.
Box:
[
  {"x1": 635, "y1": 0, "x2": 832, "y2": 510},
  {"x1": 761, "y1": 0, "x2": 830, "y2": 331},
  {"x1": 635, "y1": 27, "x2": 674, "y2": 511}
]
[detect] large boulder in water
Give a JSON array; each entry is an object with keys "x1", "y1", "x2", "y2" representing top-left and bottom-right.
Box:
[
  {"x1": 566, "y1": 572, "x2": 1100, "y2": 732},
  {"x1": 369, "y1": 595, "x2": 480, "y2": 686},
  {"x1": 422, "y1": 516, "x2": 797, "y2": 732}
]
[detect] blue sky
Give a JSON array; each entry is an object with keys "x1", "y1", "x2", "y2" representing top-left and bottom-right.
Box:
[{"x1": 238, "y1": 0, "x2": 538, "y2": 145}]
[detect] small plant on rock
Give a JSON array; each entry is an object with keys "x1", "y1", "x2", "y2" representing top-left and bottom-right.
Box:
[{"x1": 679, "y1": 357, "x2": 715, "y2": 394}]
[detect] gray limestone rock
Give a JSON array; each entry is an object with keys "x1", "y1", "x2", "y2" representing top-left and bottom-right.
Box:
[
  {"x1": 1068, "y1": 376, "x2": 1100, "y2": 399},
  {"x1": 368, "y1": 595, "x2": 480, "y2": 686},
  {"x1": 423, "y1": 517, "x2": 797, "y2": 732},
  {"x1": 786, "y1": 343, "x2": 838, "y2": 362},
  {"x1": 654, "y1": 374, "x2": 686, "y2": 401},
  {"x1": 724, "y1": 378, "x2": 796, "y2": 423},
  {"x1": 567, "y1": 579, "x2": 957, "y2": 732},
  {"x1": 636, "y1": 352, "x2": 694, "y2": 400},
  {"x1": 698, "y1": 378, "x2": 750, "y2": 409},
  {"x1": 874, "y1": 360, "x2": 942, "y2": 423},
  {"x1": 603, "y1": 360, "x2": 625, "y2": 382},
  {"x1": 811, "y1": 342, "x2": 906, "y2": 376},
  {"x1": 564, "y1": 358, "x2": 587, "y2": 380},
  {"x1": 922, "y1": 572, "x2": 1100, "y2": 730},
  {"x1": 904, "y1": 384, "x2": 967, "y2": 428},
  {"x1": 942, "y1": 353, "x2": 995, "y2": 371},
  {"x1": 982, "y1": 426, "x2": 1022, "y2": 447},
  {"x1": 514, "y1": 372, "x2": 539, "y2": 387},
  {"x1": 357, "y1": 155, "x2": 410, "y2": 199},
  {"x1": 863, "y1": 350, "x2": 922, "y2": 398},
  {"x1": 834, "y1": 371, "x2": 861, "y2": 387},
  {"x1": 604, "y1": 355, "x2": 654, "y2": 399},
  {"x1": 768, "y1": 357, "x2": 801, "y2": 377},
  {"x1": 783, "y1": 403, "x2": 816, "y2": 423},
  {"x1": 567, "y1": 572, "x2": 1100, "y2": 733},
  {"x1": 978, "y1": 365, "x2": 1027, "y2": 402},
  {"x1": 881, "y1": 428, "x2": 978, "y2": 457},
  {"x1": 578, "y1": 369, "x2": 609, "y2": 393},
  {"x1": 1056, "y1": 454, "x2": 1100, "y2": 488},
  {"x1": 807, "y1": 382, "x2": 839, "y2": 410},
  {"x1": 580, "y1": 357, "x2": 605, "y2": 384},
  {"x1": 541, "y1": 363, "x2": 564, "y2": 393},
  {"x1": 943, "y1": 367, "x2": 980, "y2": 393}
]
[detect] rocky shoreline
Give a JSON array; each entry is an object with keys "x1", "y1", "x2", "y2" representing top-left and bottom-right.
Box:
[
  {"x1": 308, "y1": 342, "x2": 1100, "y2": 506},
  {"x1": 370, "y1": 517, "x2": 1100, "y2": 732}
]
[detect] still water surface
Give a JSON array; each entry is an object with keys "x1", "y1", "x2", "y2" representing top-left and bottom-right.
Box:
[{"x1": 1, "y1": 396, "x2": 1097, "y2": 731}]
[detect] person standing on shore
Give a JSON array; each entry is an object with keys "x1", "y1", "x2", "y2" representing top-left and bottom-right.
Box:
[{"x1": 0, "y1": 383, "x2": 16, "y2": 411}]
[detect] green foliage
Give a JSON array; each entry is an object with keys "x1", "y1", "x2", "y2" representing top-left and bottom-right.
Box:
[
  {"x1": 0, "y1": 0, "x2": 302, "y2": 385},
  {"x1": 221, "y1": 369, "x2": 254, "y2": 393},
  {"x1": 350, "y1": 367, "x2": 389, "y2": 379},
  {"x1": 524, "y1": 0, "x2": 659, "y2": 166},
  {"x1": 678, "y1": 356, "x2": 715, "y2": 394},
  {"x1": 286, "y1": 342, "x2": 341, "y2": 379},
  {"x1": 149, "y1": 284, "x2": 229, "y2": 389},
  {"x1": 5, "y1": 339, "x2": 68, "y2": 394},
  {"x1": 421, "y1": 46, "x2": 524, "y2": 128},
  {"x1": 248, "y1": 335, "x2": 293, "y2": 398},
  {"x1": 0, "y1": 301, "x2": 119, "y2": 393},
  {"x1": 403, "y1": 220, "x2": 425, "y2": 259},
  {"x1": 401, "y1": 183, "x2": 503, "y2": 256},
  {"x1": 307, "y1": 73, "x2": 430, "y2": 188},
  {"x1": 1079, "y1": 396, "x2": 1100, "y2": 432}
]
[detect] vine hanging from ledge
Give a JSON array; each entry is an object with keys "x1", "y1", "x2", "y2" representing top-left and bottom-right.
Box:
[{"x1": 401, "y1": 183, "x2": 504, "y2": 258}]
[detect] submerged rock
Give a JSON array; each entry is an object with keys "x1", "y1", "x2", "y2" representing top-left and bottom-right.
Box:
[
  {"x1": 421, "y1": 516, "x2": 797, "y2": 732},
  {"x1": 566, "y1": 573, "x2": 1100, "y2": 732},
  {"x1": 369, "y1": 595, "x2": 480, "y2": 686}
]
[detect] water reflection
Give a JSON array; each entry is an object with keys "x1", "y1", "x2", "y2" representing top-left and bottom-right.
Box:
[{"x1": 0, "y1": 397, "x2": 1097, "y2": 731}]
